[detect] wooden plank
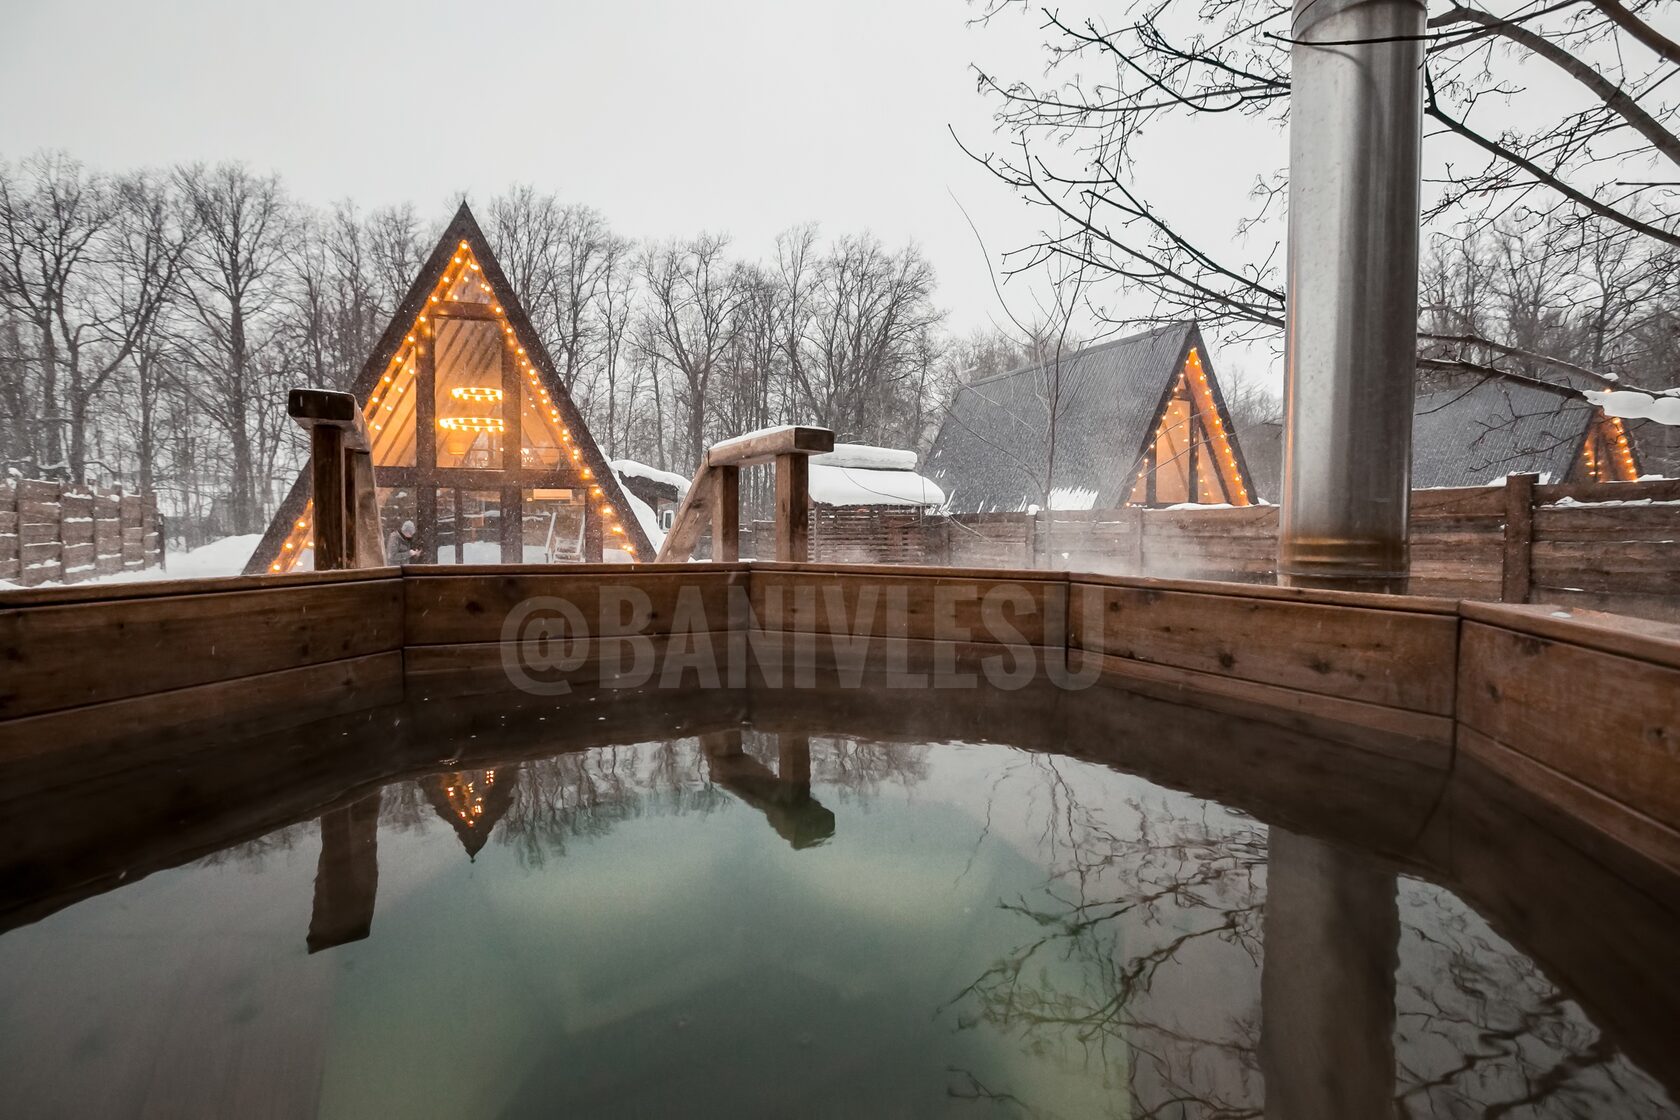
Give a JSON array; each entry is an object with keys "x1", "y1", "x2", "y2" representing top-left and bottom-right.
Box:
[
  {"x1": 750, "y1": 560, "x2": 1068, "y2": 582},
  {"x1": 707, "y1": 425, "x2": 835, "y2": 467},
  {"x1": 712, "y1": 464, "x2": 740, "y2": 562},
  {"x1": 0, "y1": 564, "x2": 398, "y2": 607},
  {"x1": 1534, "y1": 504, "x2": 1680, "y2": 539},
  {"x1": 1459, "y1": 601, "x2": 1680, "y2": 669},
  {"x1": 1070, "y1": 582, "x2": 1459, "y2": 715},
  {"x1": 0, "y1": 651, "x2": 403, "y2": 764},
  {"x1": 774, "y1": 452, "x2": 809, "y2": 563},
  {"x1": 1456, "y1": 726, "x2": 1680, "y2": 878},
  {"x1": 432, "y1": 298, "x2": 500, "y2": 321},
  {"x1": 749, "y1": 569, "x2": 1063, "y2": 647},
  {"x1": 654, "y1": 461, "x2": 713, "y2": 563},
  {"x1": 0, "y1": 578, "x2": 404, "y2": 719},
  {"x1": 1457, "y1": 620, "x2": 1680, "y2": 830},
  {"x1": 1536, "y1": 477, "x2": 1680, "y2": 504},
  {"x1": 1530, "y1": 587, "x2": 1680, "y2": 624},
  {"x1": 1501, "y1": 471, "x2": 1537, "y2": 603},
  {"x1": 1065, "y1": 569, "x2": 1461, "y2": 614},
  {"x1": 402, "y1": 569, "x2": 742, "y2": 644},
  {"x1": 1072, "y1": 649, "x2": 1453, "y2": 762}
]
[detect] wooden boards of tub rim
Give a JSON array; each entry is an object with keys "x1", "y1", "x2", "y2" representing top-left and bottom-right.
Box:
[{"x1": 3, "y1": 561, "x2": 1679, "y2": 872}]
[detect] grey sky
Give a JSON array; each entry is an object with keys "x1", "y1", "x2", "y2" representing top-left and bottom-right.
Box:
[{"x1": 0, "y1": 1, "x2": 1079, "y2": 332}]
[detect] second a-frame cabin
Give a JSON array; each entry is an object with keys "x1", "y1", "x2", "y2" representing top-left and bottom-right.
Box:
[
  {"x1": 925, "y1": 323, "x2": 1257, "y2": 513},
  {"x1": 246, "y1": 204, "x2": 654, "y2": 574}
]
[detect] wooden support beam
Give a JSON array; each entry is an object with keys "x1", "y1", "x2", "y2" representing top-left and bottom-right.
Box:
[
  {"x1": 1501, "y1": 471, "x2": 1538, "y2": 604},
  {"x1": 310, "y1": 425, "x2": 347, "y2": 571},
  {"x1": 713, "y1": 465, "x2": 740, "y2": 562},
  {"x1": 655, "y1": 461, "x2": 714, "y2": 563},
  {"x1": 775, "y1": 452, "x2": 810, "y2": 562},
  {"x1": 708, "y1": 425, "x2": 834, "y2": 467},
  {"x1": 289, "y1": 388, "x2": 381, "y2": 572},
  {"x1": 431, "y1": 299, "x2": 500, "y2": 321}
]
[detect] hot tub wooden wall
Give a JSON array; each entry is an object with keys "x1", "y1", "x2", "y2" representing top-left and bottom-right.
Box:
[{"x1": 2, "y1": 561, "x2": 1676, "y2": 871}]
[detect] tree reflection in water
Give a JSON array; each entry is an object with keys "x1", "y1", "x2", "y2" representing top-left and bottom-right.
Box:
[
  {"x1": 429, "y1": 733, "x2": 930, "y2": 870},
  {"x1": 940, "y1": 753, "x2": 1675, "y2": 1120}
]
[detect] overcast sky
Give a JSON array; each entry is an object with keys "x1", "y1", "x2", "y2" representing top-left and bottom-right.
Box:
[{"x1": 0, "y1": 0, "x2": 1292, "y2": 383}]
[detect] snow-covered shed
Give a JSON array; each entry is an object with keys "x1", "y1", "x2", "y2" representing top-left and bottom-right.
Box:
[
  {"x1": 808, "y1": 444, "x2": 945, "y2": 509},
  {"x1": 609, "y1": 459, "x2": 690, "y2": 552},
  {"x1": 925, "y1": 323, "x2": 1256, "y2": 514}
]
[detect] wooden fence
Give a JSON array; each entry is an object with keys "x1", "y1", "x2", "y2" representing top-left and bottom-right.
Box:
[
  {"x1": 738, "y1": 476, "x2": 1680, "y2": 620},
  {"x1": 0, "y1": 480, "x2": 164, "y2": 587}
]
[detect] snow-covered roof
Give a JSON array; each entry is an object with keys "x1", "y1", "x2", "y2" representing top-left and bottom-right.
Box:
[
  {"x1": 1411, "y1": 378, "x2": 1597, "y2": 487},
  {"x1": 609, "y1": 459, "x2": 691, "y2": 497},
  {"x1": 620, "y1": 486, "x2": 665, "y2": 551},
  {"x1": 1585, "y1": 388, "x2": 1680, "y2": 426},
  {"x1": 809, "y1": 463, "x2": 945, "y2": 507}
]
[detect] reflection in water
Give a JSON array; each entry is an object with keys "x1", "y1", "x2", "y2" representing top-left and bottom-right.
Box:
[
  {"x1": 422, "y1": 767, "x2": 515, "y2": 859},
  {"x1": 0, "y1": 728, "x2": 1675, "y2": 1119},
  {"x1": 307, "y1": 791, "x2": 382, "y2": 953}
]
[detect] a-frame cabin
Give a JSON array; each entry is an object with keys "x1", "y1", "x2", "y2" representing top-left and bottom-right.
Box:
[
  {"x1": 247, "y1": 204, "x2": 653, "y2": 574},
  {"x1": 925, "y1": 323, "x2": 1256, "y2": 513},
  {"x1": 1410, "y1": 377, "x2": 1643, "y2": 487}
]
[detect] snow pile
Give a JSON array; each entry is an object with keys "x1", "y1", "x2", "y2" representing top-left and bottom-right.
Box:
[
  {"x1": 610, "y1": 458, "x2": 690, "y2": 497},
  {"x1": 1585, "y1": 388, "x2": 1680, "y2": 426},
  {"x1": 809, "y1": 464, "x2": 945, "y2": 507},
  {"x1": 620, "y1": 486, "x2": 665, "y2": 551},
  {"x1": 811, "y1": 444, "x2": 918, "y2": 471}
]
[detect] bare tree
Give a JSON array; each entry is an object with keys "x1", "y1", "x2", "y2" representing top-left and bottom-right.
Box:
[
  {"x1": 966, "y1": 0, "x2": 1680, "y2": 414},
  {"x1": 175, "y1": 162, "x2": 294, "y2": 533},
  {"x1": 638, "y1": 233, "x2": 741, "y2": 471},
  {"x1": 0, "y1": 156, "x2": 191, "y2": 482}
]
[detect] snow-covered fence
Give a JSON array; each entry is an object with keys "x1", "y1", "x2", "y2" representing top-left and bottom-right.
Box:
[
  {"x1": 742, "y1": 476, "x2": 1680, "y2": 621},
  {"x1": 0, "y1": 480, "x2": 163, "y2": 587}
]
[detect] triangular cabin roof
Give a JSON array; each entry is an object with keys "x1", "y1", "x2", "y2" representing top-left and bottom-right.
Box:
[
  {"x1": 1411, "y1": 376, "x2": 1641, "y2": 486},
  {"x1": 246, "y1": 203, "x2": 653, "y2": 573},
  {"x1": 925, "y1": 323, "x2": 1255, "y2": 513}
]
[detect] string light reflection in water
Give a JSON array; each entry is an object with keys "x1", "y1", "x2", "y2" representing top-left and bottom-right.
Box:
[{"x1": 0, "y1": 726, "x2": 1674, "y2": 1119}]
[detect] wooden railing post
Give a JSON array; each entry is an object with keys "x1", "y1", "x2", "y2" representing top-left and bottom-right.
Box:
[
  {"x1": 656, "y1": 425, "x2": 833, "y2": 563},
  {"x1": 290, "y1": 389, "x2": 381, "y2": 572},
  {"x1": 1501, "y1": 472, "x2": 1538, "y2": 604},
  {"x1": 713, "y1": 464, "x2": 740, "y2": 562},
  {"x1": 310, "y1": 424, "x2": 347, "y2": 570},
  {"x1": 775, "y1": 452, "x2": 810, "y2": 562}
]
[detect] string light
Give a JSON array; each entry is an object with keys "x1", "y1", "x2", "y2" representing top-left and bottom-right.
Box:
[
  {"x1": 438, "y1": 417, "x2": 506, "y2": 433},
  {"x1": 266, "y1": 241, "x2": 646, "y2": 571}
]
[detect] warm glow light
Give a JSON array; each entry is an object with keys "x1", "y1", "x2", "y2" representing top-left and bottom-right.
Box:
[
  {"x1": 450, "y1": 386, "x2": 504, "y2": 403},
  {"x1": 438, "y1": 417, "x2": 506, "y2": 433}
]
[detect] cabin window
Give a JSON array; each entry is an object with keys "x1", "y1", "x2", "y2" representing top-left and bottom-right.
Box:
[{"x1": 434, "y1": 319, "x2": 506, "y2": 470}]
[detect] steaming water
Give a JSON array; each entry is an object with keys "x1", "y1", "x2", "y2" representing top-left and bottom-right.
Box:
[{"x1": 0, "y1": 725, "x2": 1675, "y2": 1118}]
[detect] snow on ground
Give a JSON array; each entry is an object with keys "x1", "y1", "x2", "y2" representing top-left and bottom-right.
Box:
[
  {"x1": 0, "y1": 534, "x2": 261, "y2": 591},
  {"x1": 610, "y1": 458, "x2": 690, "y2": 496},
  {"x1": 809, "y1": 464, "x2": 945, "y2": 507},
  {"x1": 1586, "y1": 388, "x2": 1680, "y2": 425}
]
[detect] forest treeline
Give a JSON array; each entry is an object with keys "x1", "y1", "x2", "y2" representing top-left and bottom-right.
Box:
[{"x1": 0, "y1": 153, "x2": 1064, "y2": 540}]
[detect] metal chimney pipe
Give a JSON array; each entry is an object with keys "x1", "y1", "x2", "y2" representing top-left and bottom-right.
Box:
[{"x1": 1278, "y1": 0, "x2": 1426, "y2": 592}]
